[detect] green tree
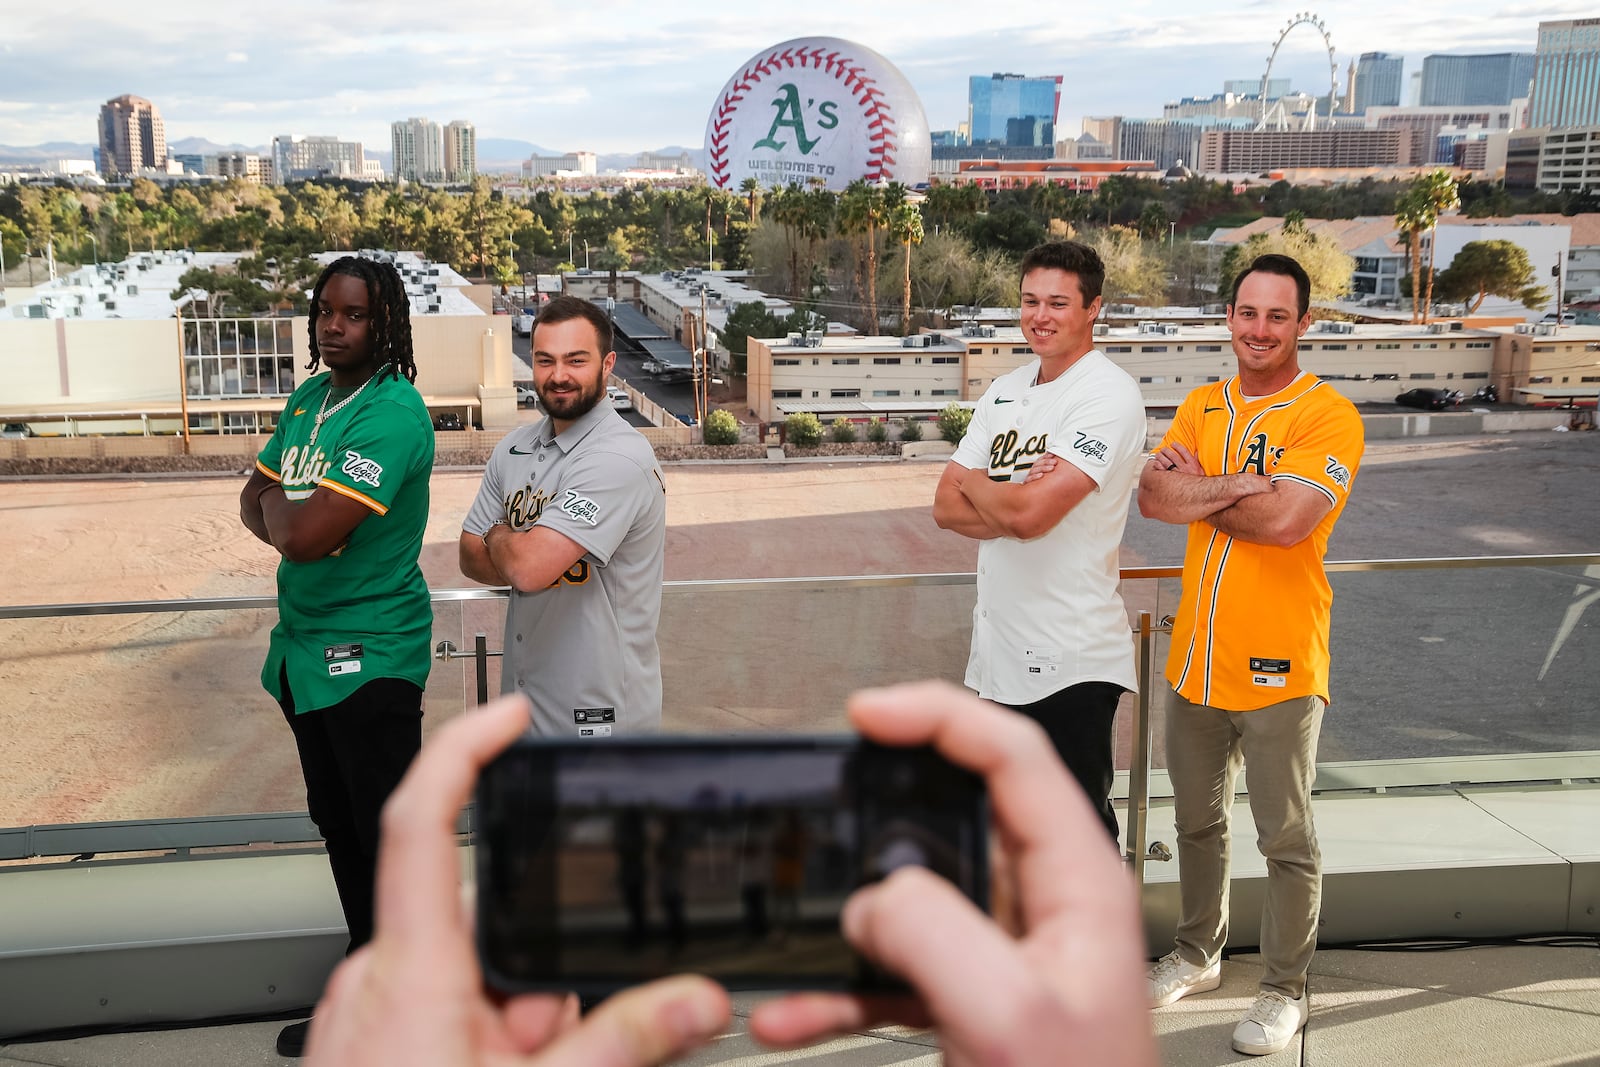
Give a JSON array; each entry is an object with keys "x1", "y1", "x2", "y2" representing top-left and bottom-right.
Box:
[
  {"x1": 839, "y1": 180, "x2": 889, "y2": 330},
  {"x1": 1417, "y1": 169, "x2": 1460, "y2": 323},
  {"x1": 1433, "y1": 240, "x2": 1550, "y2": 313},
  {"x1": 865, "y1": 417, "x2": 888, "y2": 443},
  {"x1": 887, "y1": 198, "x2": 925, "y2": 333},
  {"x1": 899, "y1": 419, "x2": 924, "y2": 442},
  {"x1": 784, "y1": 411, "x2": 823, "y2": 447},
  {"x1": 1218, "y1": 223, "x2": 1355, "y2": 306},
  {"x1": 703, "y1": 408, "x2": 741, "y2": 445},
  {"x1": 1088, "y1": 226, "x2": 1166, "y2": 305},
  {"x1": 1394, "y1": 187, "x2": 1429, "y2": 323},
  {"x1": 829, "y1": 416, "x2": 858, "y2": 443},
  {"x1": 937, "y1": 402, "x2": 973, "y2": 445}
]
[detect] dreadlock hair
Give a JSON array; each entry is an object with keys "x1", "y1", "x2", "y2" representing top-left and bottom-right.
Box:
[{"x1": 306, "y1": 255, "x2": 417, "y2": 384}]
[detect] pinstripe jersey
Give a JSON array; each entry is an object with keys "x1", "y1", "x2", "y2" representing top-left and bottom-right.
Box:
[{"x1": 1160, "y1": 373, "x2": 1363, "y2": 712}]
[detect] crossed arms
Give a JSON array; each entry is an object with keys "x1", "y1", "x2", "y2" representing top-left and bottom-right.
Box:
[
  {"x1": 240, "y1": 468, "x2": 373, "y2": 562},
  {"x1": 1136, "y1": 441, "x2": 1332, "y2": 548},
  {"x1": 458, "y1": 523, "x2": 589, "y2": 594},
  {"x1": 933, "y1": 454, "x2": 1097, "y2": 542}
]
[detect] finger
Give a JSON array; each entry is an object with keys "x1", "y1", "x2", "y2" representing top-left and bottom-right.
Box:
[
  {"x1": 373, "y1": 694, "x2": 532, "y2": 952},
  {"x1": 748, "y1": 992, "x2": 930, "y2": 1050},
  {"x1": 502, "y1": 992, "x2": 581, "y2": 1053},
  {"x1": 534, "y1": 975, "x2": 730, "y2": 1067},
  {"x1": 840, "y1": 867, "x2": 1041, "y2": 1046},
  {"x1": 846, "y1": 682, "x2": 1124, "y2": 929}
]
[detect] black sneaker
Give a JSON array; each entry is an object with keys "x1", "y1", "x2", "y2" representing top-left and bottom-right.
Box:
[{"x1": 276, "y1": 1019, "x2": 312, "y2": 1058}]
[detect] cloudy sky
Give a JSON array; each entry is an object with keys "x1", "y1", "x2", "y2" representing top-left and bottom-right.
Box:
[{"x1": 0, "y1": 0, "x2": 1584, "y2": 155}]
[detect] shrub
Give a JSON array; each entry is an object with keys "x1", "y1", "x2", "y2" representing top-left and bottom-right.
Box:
[
  {"x1": 899, "y1": 419, "x2": 924, "y2": 442},
  {"x1": 937, "y1": 403, "x2": 973, "y2": 444},
  {"x1": 865, "y1": 417, "x2": 888, "y2": 443},
  {"x1": 829, "y1": 417, "x2": 857, "y2": 443},
  {"x1": 703, "y1": 408, "x2": 740, "y2": 446},
  {"x1": 784, "y1": 411, "x2": 823, "y2": 447}
]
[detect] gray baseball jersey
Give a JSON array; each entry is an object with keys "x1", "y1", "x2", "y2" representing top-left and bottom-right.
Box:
[{"x1": 464, "y1": 401, "x2": 667, "y2": 736}]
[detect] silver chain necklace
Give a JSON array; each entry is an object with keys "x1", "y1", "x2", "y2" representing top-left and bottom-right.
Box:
[{"x1": 310, "y1": 363, "x2": 389, "y2": 446}]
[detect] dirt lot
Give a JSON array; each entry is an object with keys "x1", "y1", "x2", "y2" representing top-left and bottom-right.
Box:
[{"x1": 4, "y1": 433, "x2": 1597, "y2": 830}]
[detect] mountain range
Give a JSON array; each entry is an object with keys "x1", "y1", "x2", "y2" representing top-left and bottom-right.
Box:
[{"x1": 0, "y1": 137, "x2": 707, "y2": 176}]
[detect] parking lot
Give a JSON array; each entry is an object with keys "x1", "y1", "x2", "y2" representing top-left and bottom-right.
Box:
[{"x1": 511, "y1": 326, "x2": 701, "y2": 429}]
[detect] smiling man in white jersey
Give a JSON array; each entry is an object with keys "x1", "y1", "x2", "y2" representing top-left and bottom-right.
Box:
[{"x1": 933, "y1": 240, "x2": 1145, "y2": 845}]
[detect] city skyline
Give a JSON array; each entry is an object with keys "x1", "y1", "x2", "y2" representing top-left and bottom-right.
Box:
[{"x1": 2, "y1": 0, "x2": 1589, "y2": 157}]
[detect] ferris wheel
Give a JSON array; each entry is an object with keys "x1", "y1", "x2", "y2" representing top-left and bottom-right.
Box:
[{"x1": 1258, "y1": 11, "x2": 1340, "y2": 131}]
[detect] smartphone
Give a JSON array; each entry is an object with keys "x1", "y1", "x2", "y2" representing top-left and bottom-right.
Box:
[{"x1": 474, "y1": 735, "x2": 989, "y2": 994}]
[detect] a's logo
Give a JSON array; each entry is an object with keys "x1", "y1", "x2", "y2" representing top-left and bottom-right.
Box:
[
  {"x1": 560, "y1": 490, "x2": 601, "y2": 526},
  {"x1": 1326, "y1": 455, "x2": 1352, "y2": 489},
  {"x1": 1072, "y1": 431, "x2": 1108, "y2": 462},
  {"x1": 752, "y1": 83, "x2": 837, "y2": 155},
  {"x1": 342, "y1": 451, "x2": 383, "y2": 487},
  {"x1": 1241, "y1": 433, "x2": 1285, "y2": 475}
]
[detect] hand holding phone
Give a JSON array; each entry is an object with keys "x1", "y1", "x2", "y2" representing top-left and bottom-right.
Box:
[{"x1": 748, "y1": 681, "x2": 1159, "y2": 1067}]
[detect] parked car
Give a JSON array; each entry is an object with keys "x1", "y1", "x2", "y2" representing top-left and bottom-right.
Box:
[
  {"x1": 515, "y1": 384, "x2": 538, "y2": 407},
  {"x1": 1, "y1": 422, "x2": 33, "y2": 439},
  {"x1": 1541, "y1": 312, "x2": 1577, "y2": 326},
  {"x1": 640, "y1": 358, "x2": 664, "y2": 374},
  {"x1": 655, "y1": 366, "x2": 696, "y2": 386},
  {"x1": 433, "y1": 412, "x2": 464, "y2": 431},
  {"x1": 1395, "y1": 388, "x2": 1458, "y2": 411},
  {"x1": 514, "y1": 310, "x2": 535, "y2": 336},
  {"x1": 607, "y1": 385, "x2": 633, "y2": 412}
]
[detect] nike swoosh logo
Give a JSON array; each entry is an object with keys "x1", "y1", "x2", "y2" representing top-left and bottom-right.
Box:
[
  {"x1": 508, "y1": 444, "x2": 537, "y2": 455},
  {"x1": 294, "y1": 408, "x2": 307, "y2": 416},
  {"x1": 1204, "y1": 407, "x2": 1224, "y2": 413},
  {"x1": 994, "y1": 398, "x2": 1015, "y2": 405}
]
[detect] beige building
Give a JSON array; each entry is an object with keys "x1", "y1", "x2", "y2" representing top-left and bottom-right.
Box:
[
  {"x1": 98, "y1": 95, "x2": 166, "y2": 179},
  {"x1": 1199, "y1": 128, "x2": 1413, "y2": 173},
  {"x1": 745, "y1": 319, "x2": 1600, "y2": 424},
  {"x1": 0, "y1": 250, "x2": 516, "y2": 437}
]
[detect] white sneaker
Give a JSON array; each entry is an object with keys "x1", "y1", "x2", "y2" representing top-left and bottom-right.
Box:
[
  {"x1": 1147, "y1": 949, "x2": 1221, "y2": 1007},
  {"x1": 1231, "y1": 992, "x2": 1307, "y2": 1055}
]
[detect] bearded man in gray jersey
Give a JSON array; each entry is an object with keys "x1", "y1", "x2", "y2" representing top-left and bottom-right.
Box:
[{"x1": 460, "y1": 296, "x2": 667, "y2": 735}]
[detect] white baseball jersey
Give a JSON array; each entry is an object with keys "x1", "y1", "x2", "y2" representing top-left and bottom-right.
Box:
[
  {"x1": 464, "y1": 401, "x2": 666, "y2": 736},
  {"x1": 950, "y1": 352, "x2": 1145, "y2": 704}
]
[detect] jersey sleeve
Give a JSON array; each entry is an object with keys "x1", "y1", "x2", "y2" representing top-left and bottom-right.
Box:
[
  {"x1": 318, "y1": 396, "x2": 430, "y2": 515},
  {"x1": 950, "y1": 385, "x2": 997, "y2": 471},
  {"x1": 537, "y1": 446, "x2": 660, "y2": 566},
  {"x1": 462, "y1": 447, "x2": 508, "y2": 536},
  {"x1": 255, "y1": 395, "x2": 293, "y2": 481},
  {"x1": 1268, "y1": 393, "x2": 1365, "y2": 508},
  {"x1": 1048, "y1": 376, "x2": 1145, "y2": 490}
]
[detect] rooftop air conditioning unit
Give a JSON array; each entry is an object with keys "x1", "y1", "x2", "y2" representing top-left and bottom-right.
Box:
[
  {"x1": 1514, "y1": 323, "x2": 1534, "y2": 334},
  {"x1": 1534, "y1": 322, "x2": 1557, "y2": 335},
  {"x1": 1162, "y1": 324, "x2": 1179, "y2": 335},
  {"x1": 1426, "y1": 322, "x2": 1448, "y2": 333},
  {"x1": 787, "y1": 333, "x2": 803, "y2": 345},
  {"x1": 126, "y1": 284, "x2": 138, "y2": 296},
  {"x1": 1138, "y1": 321, "x2": 1159, "y2": 334},
  {"x1": 1093, "y1": 324, "x2": 1109, "y2": 335},
  {"x1": 902, "y1": 335, "x2": 921, "y2": 347}
]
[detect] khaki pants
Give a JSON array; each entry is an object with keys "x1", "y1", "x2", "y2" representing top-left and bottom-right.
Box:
[{"x1": 1166, "y1": 686, "x2": 1325, "y2": 999}]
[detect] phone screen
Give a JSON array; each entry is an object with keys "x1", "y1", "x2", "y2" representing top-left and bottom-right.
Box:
[{"x1": 474, "y1": 736, "x2": 988, "y2": 993}]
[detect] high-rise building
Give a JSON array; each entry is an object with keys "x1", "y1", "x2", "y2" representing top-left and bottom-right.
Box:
[
  {"x1": 392, "y1": 117, "x2": 445, "y2": 182},
  {"x1": 271, "y1": 135, "x2": 365, "y2": 181},
  {"x1": 443, "y1": 120, "x2": 476, "y2": 182},
  {"x1": 1419, "y1": 53, "x2": 1536, "y2": 107},
  {"x1": 97, "y1": 95, "x2": 166, "y2": 179},
  {"x1": 967, "y1": 73, "x2": 1062, "y2": 147},
  {"x1": 1223, "y1": 78, "x2": 1291, "y2": 98},
  {"x1": 1354, "y1": 53, "x2": 1404, "y2": 113},
  {"x1": 1529, "y1": 17, "x2": 1600, "y2": 127}
]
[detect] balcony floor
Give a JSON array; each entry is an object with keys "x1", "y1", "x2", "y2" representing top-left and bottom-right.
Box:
[{"x1": 5, "y1": 937, "x2": 1596, "y2": 1066}]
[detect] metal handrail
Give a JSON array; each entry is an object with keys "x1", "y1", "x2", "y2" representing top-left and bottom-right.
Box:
[{"x1": 3, "y1": 553, "x2": 1596, "y2": 620}]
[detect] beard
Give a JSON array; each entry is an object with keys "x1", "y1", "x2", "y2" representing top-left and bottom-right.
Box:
[{"x1": 536, "y1": 372, "x2": 606, "y2": 421}]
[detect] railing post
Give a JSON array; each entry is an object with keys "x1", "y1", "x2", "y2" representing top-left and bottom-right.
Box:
[
  {"x1": 474, "y1": 632, "x2": 490, "y2": 707},
  {"x1": 1128, "y1": 612, "x2": 1156, "y2": 887}
]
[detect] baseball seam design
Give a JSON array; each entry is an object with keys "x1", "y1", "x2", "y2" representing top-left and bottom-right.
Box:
[{"x1": 708, "y1": 45, "x2": 897, "y2": 187}]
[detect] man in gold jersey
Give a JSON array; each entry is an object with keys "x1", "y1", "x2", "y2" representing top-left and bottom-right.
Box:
[{"x1": 1137, "y1": 254, "x2": 1364, "y2": 1057}]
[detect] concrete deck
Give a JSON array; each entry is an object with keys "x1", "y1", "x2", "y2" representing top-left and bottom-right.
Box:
[{"x1": 4, "y1": 938, "x2": 1597, "y2": 1066}]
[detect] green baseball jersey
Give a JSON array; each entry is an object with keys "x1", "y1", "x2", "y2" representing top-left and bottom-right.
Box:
[{"x1": 256, "y1": 368, "x2": 435, "y2": 712}]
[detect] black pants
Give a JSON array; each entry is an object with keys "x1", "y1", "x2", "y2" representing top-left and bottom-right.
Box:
[
  {"x1": 1000, "y1": 681, "x2": 1125, "y2": 845},
  {"x1": 279, "y1": 667, "x2": 423, "y2": 952}
]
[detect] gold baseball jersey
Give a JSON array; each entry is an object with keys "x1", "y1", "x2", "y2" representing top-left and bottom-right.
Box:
[{"x1": 1161, "y1": 373, "x2": 1364, "y2": 711}]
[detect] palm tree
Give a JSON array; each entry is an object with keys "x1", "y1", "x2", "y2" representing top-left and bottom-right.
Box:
[
  {"x1": 1418, "y1": 169, "x2": 1460, "y2": 324},
  {"x1": 1394, "y1": 188, "x2": 1430, "y2": 324},
  {"x1": 888, "y1": 199, "x2": 925, "y2": 334},
  {"x1": 739, "y1": 177, "x2": 762, "y2": 224},
  {"x1": 839, "y1": 180, "x2": 889, "y2": 332}
]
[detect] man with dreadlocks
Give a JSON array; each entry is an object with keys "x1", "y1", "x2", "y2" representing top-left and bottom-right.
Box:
[{"x1": 239, "y1": 254, "x2": 433, "y2": 1058}]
